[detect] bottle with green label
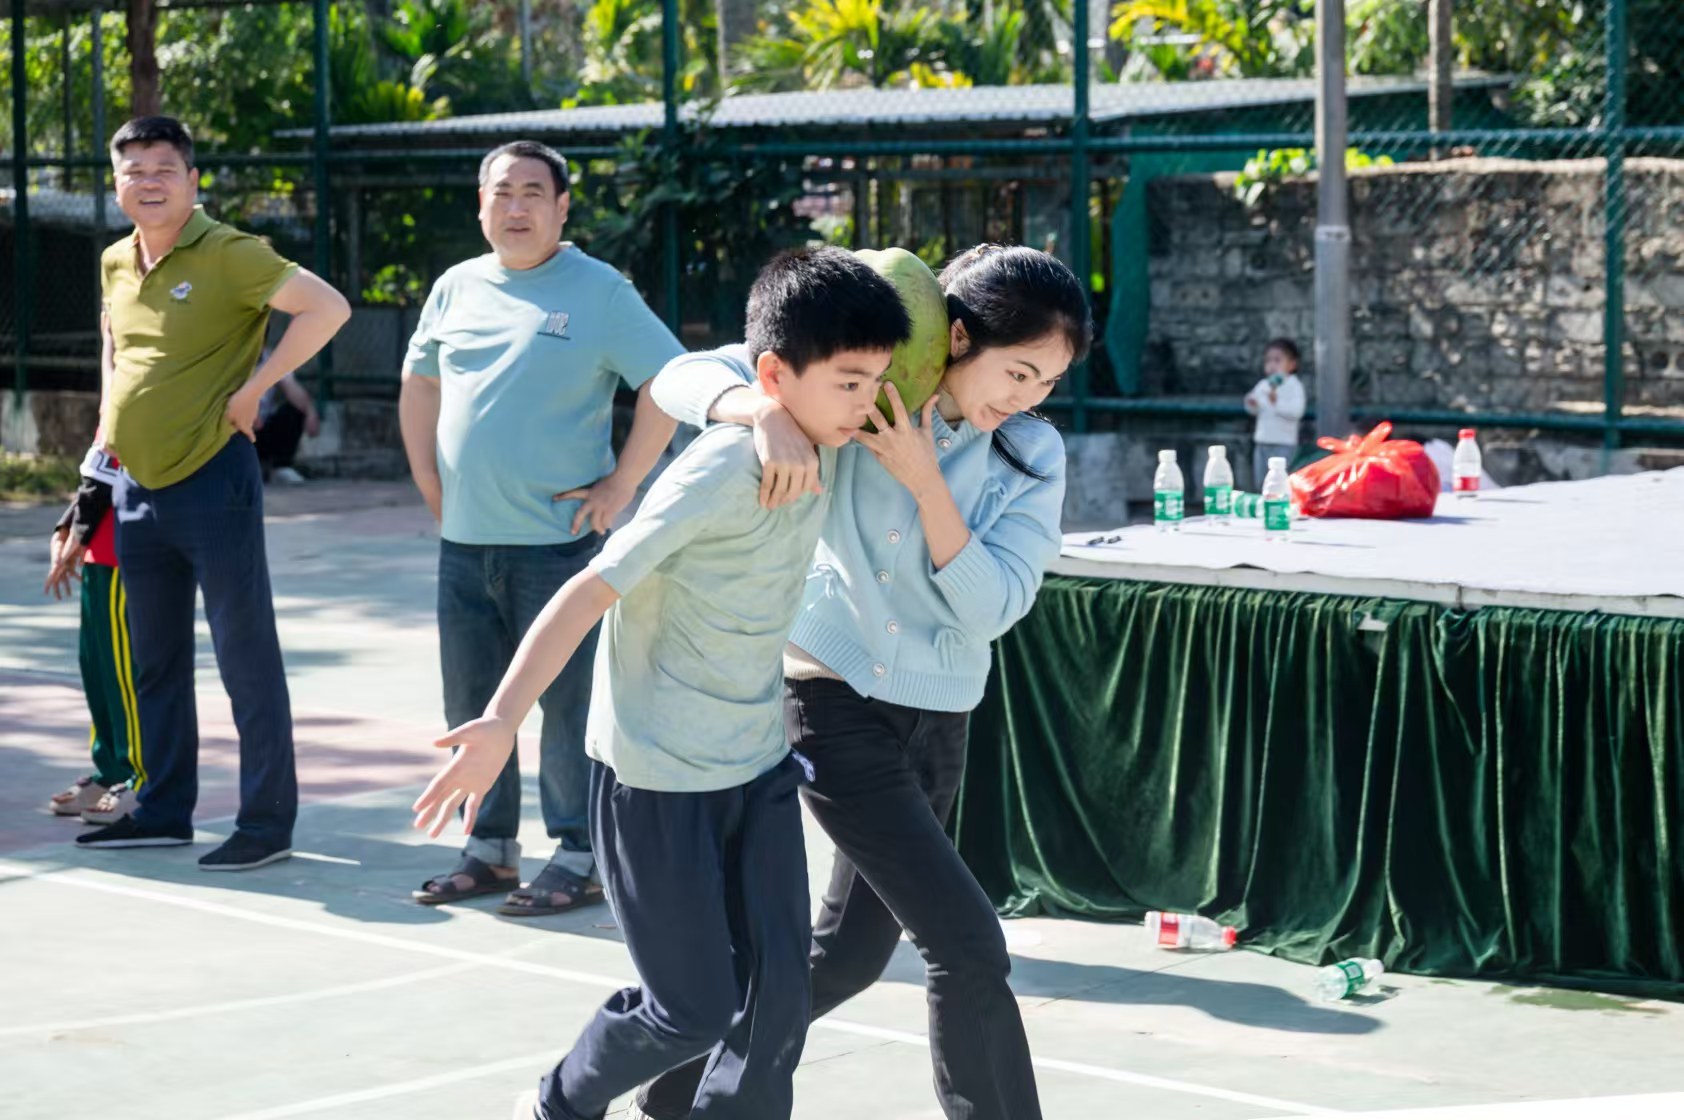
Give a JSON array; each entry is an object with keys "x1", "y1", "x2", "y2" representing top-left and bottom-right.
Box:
[
  {"x1": 1153, "y1": 450, "x2": 1185, "y2": 533},
  {"x1": 1203, "y1": 446, "x2": 1234, "y2": 524},
  {"x1": 1314, "y1": 958, "x2": 1385, "y2": 1001},
  {"x1": 1261, "y1": 456, "x2": 1291, "y2": 541}
]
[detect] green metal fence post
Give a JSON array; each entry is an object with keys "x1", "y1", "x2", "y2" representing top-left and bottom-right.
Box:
[
  {"x1": 11, "y1": 0, "x2": 31, "y2": 405},
  {"x1": 660, "y1": 0, "x2": 681, "y2": 333},
  {"x1": 1070, "y1": 0, "x2": 1092, "y2": 434},
  {"x1": 92, "y1": 3, "x2": 106, "y2": 233},
  {"x1": 1603, "y1": 0, "x2": 1628, "y2": 454},
  {"x1": 312, "y1": 0, "x2": 335, "y2": 404}
]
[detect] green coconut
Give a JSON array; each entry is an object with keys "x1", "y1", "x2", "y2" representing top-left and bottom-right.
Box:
[{"x1": 855, "y1": 247, "x2": 950, "y2": 428}]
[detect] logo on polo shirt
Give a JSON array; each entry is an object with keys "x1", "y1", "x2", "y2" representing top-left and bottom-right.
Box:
[
  {"x1": 539, "y1": 311, "x2": 571, "y2": 339},
  {"x1": 170, "y1": 282, "x2": 193, "y2": 302}
]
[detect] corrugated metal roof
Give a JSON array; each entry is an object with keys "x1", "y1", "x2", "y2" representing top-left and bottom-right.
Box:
[{"x1": 282, "y1": 75, "x2": 1510, "y2": 143}]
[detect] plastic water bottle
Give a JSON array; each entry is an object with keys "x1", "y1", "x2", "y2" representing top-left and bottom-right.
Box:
[
  {"x1": 1144, "y1": 911, "x2": 1237, "y2": 951},
  {"x1": 1314, "y1": 958, "x2": 1385, "y2": 1001},
  {"x1": 1153, "y1": 450, "x2": 1185, "y2": 533},
  {"x1": 1262, "y1": 456, "x2": 1291, "y2": 542},
  {"x1": 1203, "y1": 446, "x2": 1234, "y2": 523},
  {"x1": 1453, "y1": 428, "x2": 1482, "y2": 498}
]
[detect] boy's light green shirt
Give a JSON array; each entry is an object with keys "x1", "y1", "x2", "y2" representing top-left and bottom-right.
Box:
[
  {"x1": 101, "y1": 207, "x2": 299, "y2": 489},
  {"x1": 587, "y1": 417, "x2": 836, "y2": 793}
]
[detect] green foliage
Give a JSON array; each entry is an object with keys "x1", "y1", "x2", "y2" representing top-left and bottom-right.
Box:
[
  {"x1": 736, "y1": 0, "x2": 1067, "y2": 93},
  {"x1": 578, "y1": 122, "x2": 819, "y2": 335},
  {"x1": 1231, "y1": 146, "x2": 1394, "y2": 206},
  {"x1": 571, "y1": 0, "x2": 718, "y2": 105},
  {"x1": 1110, "y1": 0, "x2": 1317, "y2": 80},
  {"x1": 0, "y1": 453, "x2": 81, "y2": 502},
  {"x1": 1348, "y1": 0, "x2": 1684, "y2": 129}
]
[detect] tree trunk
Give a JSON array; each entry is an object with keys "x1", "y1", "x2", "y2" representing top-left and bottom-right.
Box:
[
  {"x1": 1428, "y1": 0, "x2": 1454, "y2": 158},
  {"x1": 715, "y1": 0, "x2": 757, "y2": 92},
  {"x1": 126, "y1": 0, "x2": 160, "y2": 117}
]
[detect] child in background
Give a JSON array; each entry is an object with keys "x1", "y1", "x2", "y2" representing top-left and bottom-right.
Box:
[
  {"x1": 44, "y1": 439, "x2": 144, "y2": 825},
  {"x1": 1244, "y1": 337, "x2": 1307, "y2": 488}
]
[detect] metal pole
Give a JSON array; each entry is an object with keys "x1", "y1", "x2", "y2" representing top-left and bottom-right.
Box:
[
  {"x1": 1069, "y1": 0, "x2": 1092, "y2": 434},
  {"x1": 519, "y1": 0, "x2": 532, "y2": 93},
  {"x1": 1313, "y1": 0, "x2": 1351, "y2": 440},
  {"x1": 659, "y1": 0, "x2": 681, "y2": 331},
  {"x1": 1428, "y1": 0, "x2": 1452, "y2": 159},
  {"x1": 92, "y1": 3, "x2": 106, "y2": 234},
  {"x1": 12, "y1": 0, "x2": 32, "y2": 403},
  {"x1": 1602, "y1": 0, "x2": 1627, "y2": 454},
  {"x1": 62, "y1": 12, "x2": 74, "y2": 189},
  {"x1": 311, "y1": 0, "x2": 335, "y2": 401}
]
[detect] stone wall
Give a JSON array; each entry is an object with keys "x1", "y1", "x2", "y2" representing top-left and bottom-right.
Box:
[{"x1": 1144, "y1": 157, "x2": 1684, "y2": 414}]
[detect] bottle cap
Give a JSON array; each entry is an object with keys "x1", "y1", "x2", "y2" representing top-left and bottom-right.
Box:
[
  {"x1": 1268, "y1": 456, "x2": 1287, "y2": 469},
  {"x1": 1209, "y1": 445, "x2": 1227, "y2": 459},
  {"x1": 1159, "y1": 450, "x2": 1176, "y2": 462},
  {"x1": 1459, "y1": 428, "x2": 1477, "y2": 441}
]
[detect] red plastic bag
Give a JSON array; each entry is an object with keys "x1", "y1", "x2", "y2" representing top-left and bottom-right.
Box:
[{"x1": 1289, "y1": 422, "x2": 1441, "y2": 519}]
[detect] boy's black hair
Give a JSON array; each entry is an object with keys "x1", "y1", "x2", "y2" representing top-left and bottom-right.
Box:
[
  {"x1": 745, "y1": 247, "x2": 910, "y2": 373},
  {"x1": 110, "y1": 116, "x2": 194, "y2": 168},
  {"x1": 479, "y1": 140, "x2": 571, "y2": 197},
  {"x1": 1265, "y1": 337, "x2": 1301, "y2": 365}
]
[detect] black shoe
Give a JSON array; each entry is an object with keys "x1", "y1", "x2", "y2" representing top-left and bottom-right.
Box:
[
  {"x1": 198, "y1": 833, "x2": 292, "y2": 872},
  {"x1": 75, "y1": 814, "x2": 192, "y2": 849}
]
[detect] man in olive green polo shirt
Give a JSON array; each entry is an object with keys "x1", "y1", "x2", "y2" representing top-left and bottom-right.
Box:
[{"x1": 76, "y1": 116, "x2": 351, "y2": 871}]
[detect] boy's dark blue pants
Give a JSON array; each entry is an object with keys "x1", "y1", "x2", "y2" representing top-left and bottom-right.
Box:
[
  {"x1": 536, "y1": 757, "x2": 811, "y2": 1120},
  {"x1": 114, "y1": 436, "x2": 296, "y2": 847}
]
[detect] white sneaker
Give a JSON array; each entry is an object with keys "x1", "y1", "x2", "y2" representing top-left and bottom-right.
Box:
[
  {"x1": 82, "y1": 783, "x2": 137, "y2": 825},
  {"x1": 271, "y1": 466, "x2": 307, "y2": 485},
  {"x1": 511, "y1": 1089, "x2": 539, "y2": 1119}
]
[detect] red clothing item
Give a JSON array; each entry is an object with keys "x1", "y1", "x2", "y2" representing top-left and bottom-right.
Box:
[
  {"x1": 77, "y1": 445, "x2": 123, "y2": 568},
  {"x1": 86, "y1": 508, "x2": 118, "y2": 567}
]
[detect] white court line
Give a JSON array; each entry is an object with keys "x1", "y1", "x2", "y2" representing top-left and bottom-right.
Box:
[
  {"x1": 217, "y1": 1052, "x2": 557, "y2": 1120},
  {"x1": 0, "y1": 961, "x2": 477, "y2": 1039},
  {"x1": 1, "y1": 861, "x2": 1331, "y2": 1117}
]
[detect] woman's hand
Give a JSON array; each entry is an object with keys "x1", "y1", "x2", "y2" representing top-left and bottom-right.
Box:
[{"x1": 855, "y1": 383, "x2": 944, "y2": 503}]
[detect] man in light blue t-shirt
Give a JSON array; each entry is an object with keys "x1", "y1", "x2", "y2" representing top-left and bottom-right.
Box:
[{"x1": 398, "y1": 140, "x2": 683, "y2": 915}]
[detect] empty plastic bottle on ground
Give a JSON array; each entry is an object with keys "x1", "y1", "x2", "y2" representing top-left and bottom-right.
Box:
[
  {"x1": 1203, "y1": 446, "x2": 1234, "y2": 524},
  {"x1": 1315, "y1": 958, "x2": 1385, "y2": 1001},
  {"x1": 1453, "y1": 428, "x2": 1482, "y2": 498},
  {"x1": 1144, "y1": 911, "x2": 1237, "y2": 951},
  {"x1": 1154, "y1": 450, "x2": 1185, "y2": 533},
  {"x1": 1262, "y1": 456, "x2": 1292, "y2": 541}
]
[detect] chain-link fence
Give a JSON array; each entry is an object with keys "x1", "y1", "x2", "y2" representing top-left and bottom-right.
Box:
[{"x1": 4, "y1": 0, "x2": 1683, "y2": 459}]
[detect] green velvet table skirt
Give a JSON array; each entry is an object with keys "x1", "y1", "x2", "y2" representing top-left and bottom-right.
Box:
[{"x1": 951, "y1": 576, "x2": 1684, "y2": 999}]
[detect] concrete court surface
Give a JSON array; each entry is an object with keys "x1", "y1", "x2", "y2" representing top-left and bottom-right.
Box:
[{"x1": 2, "y1": 481, "x2": 1682, "y2": 1120}]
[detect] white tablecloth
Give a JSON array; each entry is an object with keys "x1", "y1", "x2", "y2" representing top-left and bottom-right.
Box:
[{"x1": 1056, "y1": 469, "x2": 1684, "y2": 618}]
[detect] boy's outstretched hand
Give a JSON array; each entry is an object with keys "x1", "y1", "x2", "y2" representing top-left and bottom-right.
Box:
[{"x1": 412, "y1": 716, "x2": 517, "y2": 837}]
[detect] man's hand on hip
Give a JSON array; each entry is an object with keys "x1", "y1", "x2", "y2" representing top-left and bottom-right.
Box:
[
  {"x1": 555, "y1": 472, "x2": 638, "y2": 536},
  {"x1": 226, "y1": 383, "x2": 263, "y2": 441}
]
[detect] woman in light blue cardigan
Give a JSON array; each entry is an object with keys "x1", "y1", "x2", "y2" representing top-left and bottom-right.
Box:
[{"x1": 637, "y1": 246, "x2": 1091, "y2": 1120}]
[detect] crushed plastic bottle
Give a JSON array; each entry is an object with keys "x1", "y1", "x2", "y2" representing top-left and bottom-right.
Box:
[
  {"x1": 1144, "y1": 911, "x2": 1237, "y2": 951},
  {"x1": 1314, "y1": 958, "x2": 1385, "y2": 1001}
]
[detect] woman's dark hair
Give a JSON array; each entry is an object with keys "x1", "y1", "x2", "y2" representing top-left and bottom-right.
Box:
[{"x1": 939, "y1": 244, "x2": 1093, "y2": 481}]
